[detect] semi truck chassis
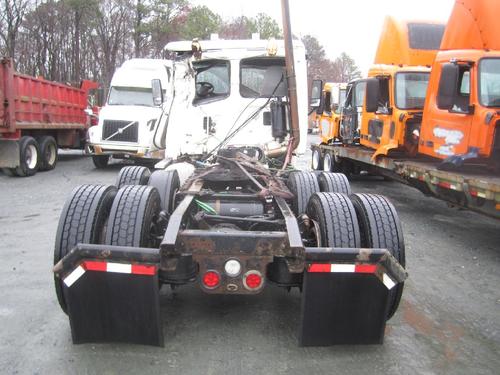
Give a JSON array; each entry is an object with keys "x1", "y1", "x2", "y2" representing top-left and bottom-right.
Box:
[{"x1": 53, "y1": 154, "x2": 407, "y2": 347}]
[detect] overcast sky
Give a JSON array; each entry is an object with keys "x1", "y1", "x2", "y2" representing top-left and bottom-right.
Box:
[{"x1": 191, "y1": 0, "x2": 455, "y2": 74}]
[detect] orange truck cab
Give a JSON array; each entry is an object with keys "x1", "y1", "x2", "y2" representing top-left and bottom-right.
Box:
[
  {"x1": 363, "y1": 17, "x2": 445, "y2": 158},
  {"x1": 417, "y1": 0, "x2": 500, "y2": 168},
  {"x1": 314, "y1": 82, "x2": 347, "y2": 144}
]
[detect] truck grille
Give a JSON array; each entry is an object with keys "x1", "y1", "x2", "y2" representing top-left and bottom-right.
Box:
[{"x1": 102, "y1": 120, "x2": 139, "y2": 142}]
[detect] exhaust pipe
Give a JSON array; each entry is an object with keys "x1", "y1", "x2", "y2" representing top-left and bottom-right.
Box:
[{"x1": 281, "y1": 0, "x2": 300, "y2": 152}]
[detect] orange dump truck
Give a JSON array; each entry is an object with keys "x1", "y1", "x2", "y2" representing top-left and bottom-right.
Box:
[{"x1": 311, "y1": 1, "x2": 500, "y2": 219}]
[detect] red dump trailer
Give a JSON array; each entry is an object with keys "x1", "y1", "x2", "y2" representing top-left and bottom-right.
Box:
[{"x1": 0, "y1": 58, "x2": 98, "y2": 177}]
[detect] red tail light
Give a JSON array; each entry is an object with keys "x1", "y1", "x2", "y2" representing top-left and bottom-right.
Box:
[
  {"x1": 202, "y1": 270, "x2": 220, "y2": 289},
  {"x1": 243, "y1": 271, "x2": 263, "y2": 290}
]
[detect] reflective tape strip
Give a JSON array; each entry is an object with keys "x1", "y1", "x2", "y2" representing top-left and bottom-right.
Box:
[
  {"x1": 308, "y1": 264, "x2": 331, "y2": 273},
  {"x1": 62, "y1": 261, "x2": 157, "y2": 288},
  {"x1": 355, "y1": 264, "x2": 378, "y2": 273},
  {"x1": 382, "y1": 273, "x2": 396, "y2": 290},
  {"x1": 308, "y1": 264, "x2": 377, "y2": 274},
  {"x1": 63, "y1": 265, "x2": 85, "y2": 287},
  {"x1": 131, "y1": 264, "x2": 157, "y2": 275},
  {"x1": 331, "y1": 264, "x2": 355, "y2": 273},
  {"x1": 84, "y1": 261, "x2": 106, "y2": 272},
  {"x1": 106, "y1": 262, "x2": 132, "y2": 274}
]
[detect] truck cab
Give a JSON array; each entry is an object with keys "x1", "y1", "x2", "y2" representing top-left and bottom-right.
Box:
[
  {"x1": 363, "y1": 65, "x2": 430, "y2": 157},
  {"x1": 153, "y1": 38, "x2": 309, "y2": 162},
  {"x1": 362, "y1": 17, "x2": 445, "y2": 158},
  {"x1": 313, "y1": 82, "x2": 347, "y2": 144},
  {"x1": 418, "y1": 0, "x2": 500, "y2": 168},
  {"x1": 87, "y1": 58, "x2": 173, "y2": 167}
]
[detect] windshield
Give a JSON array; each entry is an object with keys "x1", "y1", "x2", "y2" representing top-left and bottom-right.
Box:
[
  {"x1": 336, "y1": 89, "x2": 347, "y2": 113},
  {"x1": 108, "y1": 86, "x2": 154, "y2": 107},
  {"x1": 354, "y1": 82, "x2": 366, "y2": 107},
  {"x1": 479, "y1": 59, "x2": 500, "y2": 107},
  {"x1": 193, "y1": 59, "x2": 230, "y2": 103},
  {"x1": 240, "y1": 57, "x2": 287, "y2": 98},
  {"x1": 395, "y1": 72, "x2": 430, "y2": 109}
]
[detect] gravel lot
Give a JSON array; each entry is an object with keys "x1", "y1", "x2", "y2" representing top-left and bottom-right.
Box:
[{"x1": 0, "y1": 136, "x2": 499, "y2": 375}]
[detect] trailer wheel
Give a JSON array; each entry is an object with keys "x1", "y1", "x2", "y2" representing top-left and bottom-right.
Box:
[
  {"x1": 311, "y1": 149, "x2": 323, "y2": 170},
  {"x1": 306, "y1": 192, "x2": 361, "y2": 248},
  {"x1": 324, "y1": 152, "x2": 340, "y2": 172},
  {"x1": 148, "y1": 170, "x2": 180, "y2": 213},
  {"x1": 105, "y1": 185, "x2": 161, "y2": 248},
  {"x1": 92, "y1": 155, "x2": 109, "y2": 169},
  {"x1": 287, "y1": 171, "x2": 320, "y2": 215},
  {"x1": 116, "y1": 166, "x2": 151, "y2": 188},
  {"x1": 39, "y1": 136, "x2": 58, "y2": 171},
  {"x1": 317, "y1": 172, "x2": 351, "y2": 195},
  {"x1": 350, "y1": 193, "x2": 405, "y2": 320},
  {"x1": 53, "y1": 184, "x2": 117, "y2": 313},
  {"x1": 15, "y1": 136, "x2": 40, "y2": 177}
]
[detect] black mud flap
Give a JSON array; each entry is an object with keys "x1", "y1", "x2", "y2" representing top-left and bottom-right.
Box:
[
  {"x1": 299, "y1": 248, "x2": 406, "y2": 346},
  {"x1": 63, "y1": 263, "x2": 163, "y2": 347}
]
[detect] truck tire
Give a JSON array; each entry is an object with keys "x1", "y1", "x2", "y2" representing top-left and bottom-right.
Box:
[
  {"x1": 287, "y1": 171, "x2": 320, "y2": 215},
  {"x1": 349, "y1": 193, "x2": 405, "y2": 320},
  {"x1": 311, "y1": 148, "x2": 323, "y2": 170},
  {"x1": 116, "y1": 166, "x2": 151, "y2": 188},
  {"x1": 148, "y1": 169, "x2": 180, "y2": 213},
  {"x1": 39, "y1": 135, "x2": 58, "y2": 171},
  {"x1": 53, "y1": 184, "x2": 117, "y2": 313},
  {"x1": 92, "y1": 155, "x2": 109, "y2": 169},
  {"x1": 317, "y1": 172, "x2": 351, "y2": 195},
  {"x1": 15, "y1": 136, "x2": 40, "y2": 177},
  {"x1": 105, "y1": 185, "x2": 161, "y2": 248},
  {"x1": 306, "y1": 192, "x2": 361, "y2": 248}
]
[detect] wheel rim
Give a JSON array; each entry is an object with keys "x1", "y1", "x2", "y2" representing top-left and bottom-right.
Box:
[
  {"x1": 46, "y1": 143, "x2": 56, "y2": 166},
  {"x1": 26, "y1": 144, "x2": 38, "y2": 169},
  {"x1": 312, "y1": 150, "x2": 320, "y2": 170},
  {"x1": 323, "y1": 154, "x2": 331, "y2": 171}
]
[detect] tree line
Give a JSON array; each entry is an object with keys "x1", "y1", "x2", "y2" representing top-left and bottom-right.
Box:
[{"x1": 0, "y1": 0, "x2": 360, "y2": 90}]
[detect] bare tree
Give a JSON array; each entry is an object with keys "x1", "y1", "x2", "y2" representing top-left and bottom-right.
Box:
[
  {"x1": 0, "y1": 0, "x2": 31, "y2": 59},
  {"x1": 90, "y1": 0, "x2": 133, "y2": 87}
]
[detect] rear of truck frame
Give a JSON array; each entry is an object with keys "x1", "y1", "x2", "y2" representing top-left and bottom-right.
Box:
[{"x1": 53, "y1": 159, "x2": 406, "y2": 347}]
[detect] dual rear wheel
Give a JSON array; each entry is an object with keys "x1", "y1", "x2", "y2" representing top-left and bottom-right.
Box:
[
  {"x1": 288, "y1": 171, "x2": 405, "y2": 320},
  {"x1": 2, "y1": 135, "x2": 57, "y2": 177},
  {"x1": 53, "y1": 167, "x2": 181, "y2": 312}
]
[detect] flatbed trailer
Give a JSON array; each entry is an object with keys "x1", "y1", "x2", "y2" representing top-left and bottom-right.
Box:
[{"x1": 311, "y1": 143, "x2": 500, "y2": 219}]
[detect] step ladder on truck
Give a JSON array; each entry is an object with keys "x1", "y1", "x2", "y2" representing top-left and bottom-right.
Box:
[{"x1": 52, "y1": 0, "x2": 407, "y2": 346}]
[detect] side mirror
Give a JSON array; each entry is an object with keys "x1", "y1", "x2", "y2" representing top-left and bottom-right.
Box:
[
  {"x1": 437, "y1": 63, "x2": 458, "y2": 110},
  {"x1": 152, "y1": 79, "x2": 164, "y2": 106},
  {"x1": 310, "y1": 79, "x2": 323, "y2": 108},
  {"x1": 365, "y1": 78, "x2": 380, "y2": 113}
]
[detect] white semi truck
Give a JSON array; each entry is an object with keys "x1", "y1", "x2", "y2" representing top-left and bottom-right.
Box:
[{"x1": 87, "y1": 58, "x2": 173, "y2": 168}]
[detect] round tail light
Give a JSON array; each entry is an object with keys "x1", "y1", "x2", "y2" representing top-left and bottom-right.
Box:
[
  {"x1": 202, "y1": 270, "x2": 220, "y2": 289},
  {"x1": 243, "y1": 271, "x2": 263, "y2": 290}
]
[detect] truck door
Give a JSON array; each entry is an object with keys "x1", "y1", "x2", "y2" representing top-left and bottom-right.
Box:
[
  {"x1": 341, "y1": 80, "x2": 366, "y2": 143},
  {"x1": 420, "y1": 63, "x2": 474, "y2": 160},
  {"x1": 319, "y1": 90, "x2": 334, "y2": 142}
]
